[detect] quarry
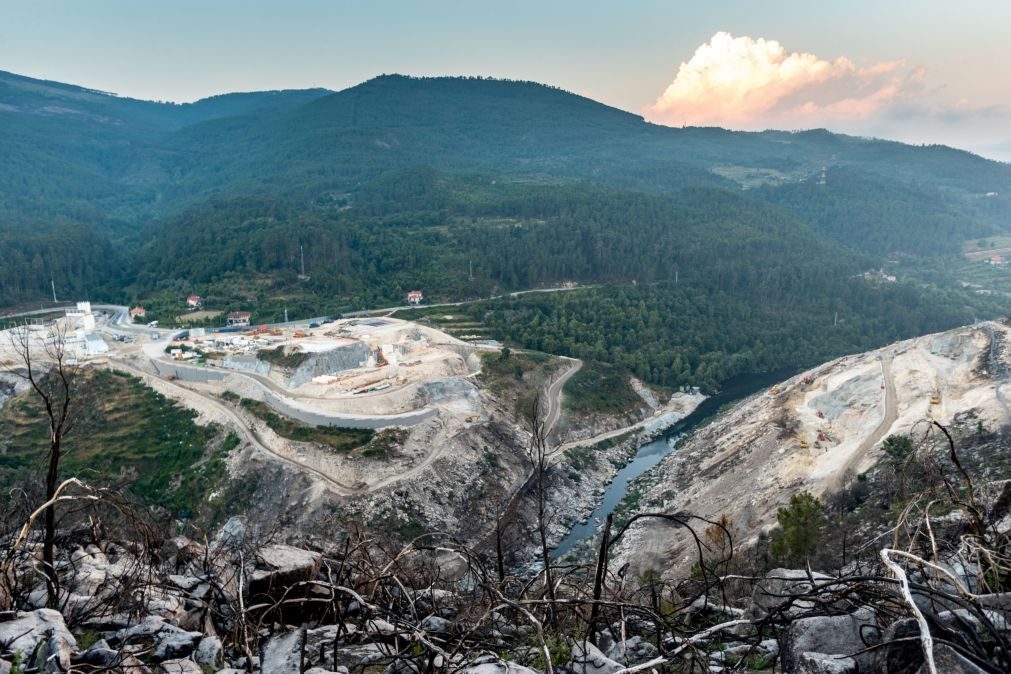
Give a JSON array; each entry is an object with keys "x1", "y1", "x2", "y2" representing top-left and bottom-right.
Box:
[{"x1": 613, "y1": 319, "x2": 1011, "y2": 576}]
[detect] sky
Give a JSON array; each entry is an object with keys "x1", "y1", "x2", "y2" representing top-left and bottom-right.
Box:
[{"x1": 3, "y1": 0, "x2": 1010, "y2": 160}]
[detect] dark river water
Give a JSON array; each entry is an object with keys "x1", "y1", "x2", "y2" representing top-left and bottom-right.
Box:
[{"x1": 552, "y1": 367, "x2": 799, "y2": 559}]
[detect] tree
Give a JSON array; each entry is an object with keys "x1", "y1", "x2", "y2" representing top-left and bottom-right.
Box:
[
  {"x1": 882, "y1": 434, "x2": 914, "y2": 464},
  {"x1": 770, "y1": 491, "x2": 825, "y2": 566},
  {"x1": 3, "y1": 321, "x2": 85, "y2": 606},
  {"x1": 528, "y1": 395, "x2": 556, "y2": 626}
]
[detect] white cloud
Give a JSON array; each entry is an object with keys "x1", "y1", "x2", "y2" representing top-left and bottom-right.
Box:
[{"x1": 645, "y1": 32, "x2": 914, "y2": 129}]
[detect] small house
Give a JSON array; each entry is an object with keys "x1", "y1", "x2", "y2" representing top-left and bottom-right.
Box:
[
  {"x1": 227, "y1": 311, "x2": 252, "y2": 327},
  {"x1": 82, "y1": 333, "x2": 108, "y2": 356},
  {"x1": 129, "y1": 306, "x2": 146, "y2": 320},
  {"x1": 406, "y1": 290, "x2": 423, "y2": 306},
  {"x1": 186, "y1": 295, "x2": 203, "y2": 309}
]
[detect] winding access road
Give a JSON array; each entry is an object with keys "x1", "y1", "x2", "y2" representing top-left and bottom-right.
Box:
[
  {"x1": 94, "y1": 359, "x2": 365, "y2": 496},
  {"x1": 543, "y1": 357, "x2": 582, "y2": 440}
]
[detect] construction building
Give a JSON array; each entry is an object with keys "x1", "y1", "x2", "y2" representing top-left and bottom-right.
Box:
[{"x1": 227, "y1": 311, "x2": 252, "y2": 327}]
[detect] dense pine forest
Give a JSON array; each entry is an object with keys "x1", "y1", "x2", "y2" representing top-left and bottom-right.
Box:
[{"x1": 2, "y1": 70, "x2": 1010, "y2": 391}]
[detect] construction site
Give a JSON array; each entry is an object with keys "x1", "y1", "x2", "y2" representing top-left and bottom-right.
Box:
[{"x1": 147, "y1": 317, "x2": 482, "y2": 415}]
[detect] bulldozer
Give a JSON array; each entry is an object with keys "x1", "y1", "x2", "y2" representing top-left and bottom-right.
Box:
[{"x1": 930, "y1": 389, "x2": 941, "y2": 405}]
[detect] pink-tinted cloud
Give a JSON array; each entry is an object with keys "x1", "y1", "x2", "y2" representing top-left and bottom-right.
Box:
[{"x1": 645, "y1": 32, "x2": 914, "y2": 129}]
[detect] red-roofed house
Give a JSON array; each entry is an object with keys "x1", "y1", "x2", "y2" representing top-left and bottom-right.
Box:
[
  {"x1": 406, "y1": 290, "x2": 423, "y2": 306},
  {"x1": 186, "y1": 295, "x2": 203, "y2": 308},
  {"x1": 129, "y1": 307, "x2": 146, "y2": 320}
]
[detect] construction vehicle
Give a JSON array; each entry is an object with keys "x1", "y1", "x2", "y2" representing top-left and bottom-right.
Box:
[
  {"x1": 292, "y1": 331, "x2": 307, "y2": 339},
  {"x1": 802, "y1": 375, "x2": 815, "y2": 386},
  {"x1": 930, "y1": 391, "x2": 941, "y2": 405},
  {"x1": 375, "y1": 349, "x2": 388, "y2": 367},
  {"x1": 770, "y1": 386, "x2": 781, "y2": 396}
]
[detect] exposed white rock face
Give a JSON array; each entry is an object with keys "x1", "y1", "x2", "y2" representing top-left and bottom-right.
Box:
[{"x1": 260, "y1": 626, "x2": 306, "y2": 674}]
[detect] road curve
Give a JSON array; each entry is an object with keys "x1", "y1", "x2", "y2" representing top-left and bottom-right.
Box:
[
  {"x1": 543, "y1": 358, "x2": 582, "y2": 440},
  {"x1": 95, "y1": 359, "x2": 364, "y2": 496}
]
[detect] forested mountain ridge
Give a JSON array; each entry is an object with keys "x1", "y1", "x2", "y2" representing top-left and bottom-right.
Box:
[{"x1": 2, "y1": 69, "x2": 1011, "y2": 391}]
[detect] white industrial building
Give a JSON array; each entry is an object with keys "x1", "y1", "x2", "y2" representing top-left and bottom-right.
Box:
[{"x1": 82, "y1": 332, "x2": 108, "y2": 356}]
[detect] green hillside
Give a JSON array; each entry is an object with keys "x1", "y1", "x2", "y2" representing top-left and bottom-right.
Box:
[{"x1": 2, "y1": 70, "x2": 1010, "y2": 391}]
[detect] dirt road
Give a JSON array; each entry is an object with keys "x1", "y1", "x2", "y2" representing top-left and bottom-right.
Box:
[
  {"x1": 96, "y1": 359, "x2": 365, "y2": 496},
  {"x1": 832, "y1": 353, "x2": 896, "y2": 489}
]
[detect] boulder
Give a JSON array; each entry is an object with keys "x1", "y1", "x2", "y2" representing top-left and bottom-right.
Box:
[
  {"x1": 686, "y1": 595, "x2": 745, "y2": 625},
  {"x1": 0, "y1": 609, "x2": 78, "y2": 671},
  {"x1": 194, "y1": 635, "x2": 223, "y2": 669},
  {"x1": 161, "y1": 536, "x2": 204, "y2": 571},
  {"x1": 303, "y1": 623, "x2": 358, "y2": 667},
  {"x1": 249, "y1": 544, "x2": 322, "y2": 595},
  {"x1": 420, "y1": 614, "x2": 453, "y2": 635},
  {"x1": 382, "y1": 659, "x2": 423, "y2": 674},
  {"x1": 334, "y1": 643, "x2": 396, "y2": 668},
  {"x1": 167, "y1": 574, "x2": 203, "y2": 592},
  {"x1": 748, "y1": 568, "x2": 836, "y2": 620},
  {"x1": 604, "y1": 635, "x2": 659, "y2": 665},
  {"x1": 917, "y1": 644, "x2": 989, "y2": 674},
  {"x1": 781, "y1": 608, "x2": 878, "y2": 673},
  {"x1": 566, "y1": 640, "x2": 623, "y2": 674},
  {"x1": 365, "y1": 618, "x2": 401, "y2": 636},
  {"x1": 152, "y1": 627, "x2": 203, "y2": 661},
  {"x1": 461, "y1": 655, "x2": 540, "y2": 674},
  {"x1": 795, "y1": 651, "x2": 857, "y2": 673},
  {"x1": 114, "y1": 615, "x2": 202, "y2": 662},
  {"x1": 78, "y1": 639, "x2": 120, "y2": 668},
  {"x1": 261, "y1": 626, "x2": 307, "y2": 674},
  {"x1": 158, "y1": 659, "x2": 204, "y2": 674}
]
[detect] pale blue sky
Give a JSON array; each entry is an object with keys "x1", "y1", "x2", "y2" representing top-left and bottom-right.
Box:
[{"x1": 3, "y1": 1, "x2": 1009, "y2": 157}]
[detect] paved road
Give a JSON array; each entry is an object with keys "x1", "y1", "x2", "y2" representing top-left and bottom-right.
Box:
[
  {"x1": 343, "y1": 285, "x2": 592, "y2": 319},
  {"x1": 543, "y1": 357, "x2": 582, "y2": 440},
  {"x1": 833, "y1": 353, "x2": 896, "y2": 488}
]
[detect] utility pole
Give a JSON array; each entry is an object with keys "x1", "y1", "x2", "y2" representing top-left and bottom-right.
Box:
[
  {"x1": 469, "y1": 259, "x2": 473, "y2": 281},
  {"x1": 834, "y1": 311, "x2": 838, "y2": 327},
  {"x1": 284, "y1": 306, "x2": 289, "y2": 323},
  {"x1": 51, "y1": 278, "x2": 57, "y2": 303},
  {"x1": 675, "y1": 270, "x2": 679, "y2": 284},
  {"x1": 300, "y1": 245, "x2": 306, "y2": 278}
]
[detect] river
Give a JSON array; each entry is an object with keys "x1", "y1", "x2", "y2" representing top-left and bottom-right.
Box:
[{"x1": 552, "y1": 367, "x2": 799, "y2": 559}]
